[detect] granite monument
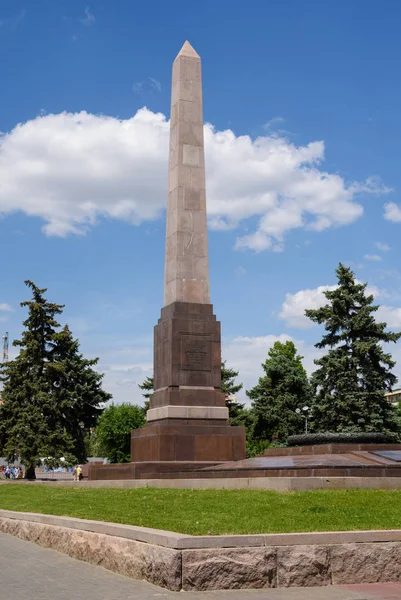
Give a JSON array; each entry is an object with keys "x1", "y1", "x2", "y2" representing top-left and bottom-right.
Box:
[{"x1": 131, "y1": 41, "x2": 246, "y2": 463}]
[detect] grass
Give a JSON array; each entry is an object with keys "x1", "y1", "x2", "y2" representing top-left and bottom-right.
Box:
[{"x1": 1, "y1": 485, "x2": 401, "y2": 535}]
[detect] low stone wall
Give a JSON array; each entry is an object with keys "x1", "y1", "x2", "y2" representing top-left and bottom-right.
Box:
[
  {"x1": 1, "y1": 510, "x2": 401, "y2": 590},
  {"x1": 0, "y1": 517, "x2": 182, "y2": 591},
  {"x1": 5, "y1": 475, "x2": 401, "y2": 490}
]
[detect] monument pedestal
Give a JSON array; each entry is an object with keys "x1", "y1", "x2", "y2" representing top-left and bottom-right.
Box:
[
  {"x1": 131, "y1": 423, "x2": 245, "y2": 463},
  {"x1": 131, "y1": 301, "x2": 246, "y2": 463}
]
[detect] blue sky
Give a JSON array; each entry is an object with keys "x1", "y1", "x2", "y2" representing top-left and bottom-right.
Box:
[{"x1": 1, "y1": 0, "x2": 401, "y2": 404}]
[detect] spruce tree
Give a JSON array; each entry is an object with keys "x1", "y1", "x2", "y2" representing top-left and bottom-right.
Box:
[
  {"x1": 52, "y1": 325, "x2": 111, "y2": 462},
  {"x1": 247, "y1": 341, "x2": 311, "y2": 443},
  {"x1": 138, "y1": 376, "x2": 154, "y2": 412},
  {"x1": 306, "y1": 263, "x2": 401, "y2": 435},
  {"x1": 221, "y1": 360, "x2": 245, "y2": 423},
  {"x1": 0, "y1": 282, "x2": 72, "y2": 478},
  {"x1": 0, "y1": 281, "x2": 111, "y2": 478}
]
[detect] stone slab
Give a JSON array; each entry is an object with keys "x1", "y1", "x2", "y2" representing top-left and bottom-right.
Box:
[
  {"x1": 146, "y1": 405, "x2": 229, "y2": 421},
  {"x1": 277, "y1": 545, "x2": 331, "y2": 588},
  {"x1": 373, "y1": 451, "x2": 401, "y2": 462},
  {"x1": 182, "y1": 547, "x2": 277, "y2": 590},
  {"x1": 331, "y1": 543, "x2": 401, "y2": 585}
]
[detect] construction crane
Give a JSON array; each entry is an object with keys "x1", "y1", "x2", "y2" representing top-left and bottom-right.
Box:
[{"x1": 2, "y1": 332, "x2": 8, "y2": 362}]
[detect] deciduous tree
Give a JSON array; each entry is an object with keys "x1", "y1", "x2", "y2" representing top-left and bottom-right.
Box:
[{"x1": 96, "y1": 403, "x2": 146, "y2": 463}]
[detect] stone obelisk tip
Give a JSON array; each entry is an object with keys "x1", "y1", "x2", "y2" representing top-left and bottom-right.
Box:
[{"x1": 176, "y1": 40, "x2": 200, "y2": 59}]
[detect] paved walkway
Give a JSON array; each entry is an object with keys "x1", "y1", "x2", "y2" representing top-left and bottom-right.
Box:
[{"x1": 0, "y1": 532, "x2": 399, "y2": 599}]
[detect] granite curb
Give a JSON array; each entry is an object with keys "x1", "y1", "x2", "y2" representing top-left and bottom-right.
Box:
[
  {"x1": 2, "y1": 511, "x2": 401, "y2": 591},
  {"x1": 2, "y1": 509, "x2": 401, "y2": 549}
]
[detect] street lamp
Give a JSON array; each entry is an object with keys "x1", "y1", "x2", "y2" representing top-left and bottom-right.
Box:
[{"x1": 296, "y1": 406, "x2": 310, "y2": 434}]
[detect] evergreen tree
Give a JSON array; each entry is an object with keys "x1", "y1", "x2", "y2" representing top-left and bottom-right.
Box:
[
  {"x1": 306, "y1": 263, "x2": 401, "y2": 435},
  {"x1": 0, "y1": 281, "x2": 111, "y2": 478},
  {"x1": 221, "y1": 360, "x2": 245, "y2": 422},
  {"x1": 138, "y1": 376, "x2": 153, "y2": 412},
  {"x1": 0, "y1": 282, "x2": 72, "y2": 478},
  {"x1": 138, "y1": 376, "x2": 154, "y2": 400},
  {"x1": 52, "y1": 325, "x2": 111, "y2": 462},
  {"x1": 221, "y1": 361, "x2": 243, "y2": 396},
  {"x1": 247, "y1": 341, "x2": 311, "y2": 443}
]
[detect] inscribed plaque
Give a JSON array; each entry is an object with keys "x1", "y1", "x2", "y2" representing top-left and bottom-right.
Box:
[{"x1": 181, "y1": 334, "x2": 212, "y2": 371}]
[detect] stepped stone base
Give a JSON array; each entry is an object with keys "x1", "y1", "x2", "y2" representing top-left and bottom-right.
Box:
[
  {"x1": 131, "y1": 422, "x2": 246, "y2": 463},
  {"x1": 127, "y1": 299, "x2": 246, "y2": 467}
]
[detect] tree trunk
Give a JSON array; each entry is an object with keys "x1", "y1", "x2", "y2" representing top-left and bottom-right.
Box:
[{"x1": 25, "y1": 464, "x2": 36, "y2": 480}]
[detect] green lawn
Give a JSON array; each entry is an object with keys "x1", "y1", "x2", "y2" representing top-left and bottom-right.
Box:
[{"x1": 0, "y1": 485, "x2": 401, "y2": 535}]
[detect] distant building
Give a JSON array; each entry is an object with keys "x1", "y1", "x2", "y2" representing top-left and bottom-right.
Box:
[{"x1": 385, "y1": 389, "x2": 401, "y2": 406}]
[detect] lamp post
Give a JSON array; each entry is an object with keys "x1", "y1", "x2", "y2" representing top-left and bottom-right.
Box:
[{"x1": 296, "y1": 406, "x2": 310, "y2": 434}]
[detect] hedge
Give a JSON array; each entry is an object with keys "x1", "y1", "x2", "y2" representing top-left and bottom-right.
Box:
[{"x1": 287, "y1": 432, "x2": 399, "y2": 447}]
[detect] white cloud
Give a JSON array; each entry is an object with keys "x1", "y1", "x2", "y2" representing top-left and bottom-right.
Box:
[
  {"x1": 0, "y1": 303, "x2": 13, "y2": 312},
  {"x1": 0, "y1": 10, "x2": 26, "y2": 31},
  {"x1": 101, "y1": 361, "x2": 153, "y2": 405},
  {"x1": 376, "y1": 306, "x2": 401, "y2": 330},
  {"x1": 133, "y1": 78, "x2": 162, "y2": 96},
  {"x1": 0, "y1": 109, "x2": 390, "y2": 248},
  {"x1": 264, "y1": 116, "x2": 285, "y2": 130},
  {"x1": 236, "y1": 266, "x2": 247, "y2": 277},
  {"x1": 148, "y1": 77, "x2": 161, "y2": 92},
  {"x1": 375, "y1": 242, "x2": 390, "y2": 252},
  {"x1": 279, "y1": 282, "x2": 382, "y2": 329},
  {"x1": 89, "y1": 340, "x2": 153, "y2": 405},
  {"x1": 79, "y1": 6, "x2": 95, "y2": 26},
  {"x1": 384, "y1": 202, "x2": 401, "y2": 223},
  {"x1": 364, "y1": 254, "x2": 382, "y2": 262},
  {"x1": 279, "y1": 285, "x2": 337, "y2": 329}
]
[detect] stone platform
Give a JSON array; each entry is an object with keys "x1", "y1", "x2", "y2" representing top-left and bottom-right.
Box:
[
  {"x1": 89, "y1": 443, "x2": 401, "y2": 481},
  {"x1": 144, "y1": 443, "x2": 401, "y2": 480}
]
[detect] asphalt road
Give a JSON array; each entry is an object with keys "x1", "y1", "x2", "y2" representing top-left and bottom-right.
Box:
[{"x1": 0, "y1": 532, "x2": 386, "y2": 599}]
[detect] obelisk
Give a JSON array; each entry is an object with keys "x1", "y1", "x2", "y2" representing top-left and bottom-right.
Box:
[
  {"x1": 164, "y1": 40, "x2": 210, "y2": 307},
  {"x1": 131, "y1": 42, "x2": 245, "y2": 464}
]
